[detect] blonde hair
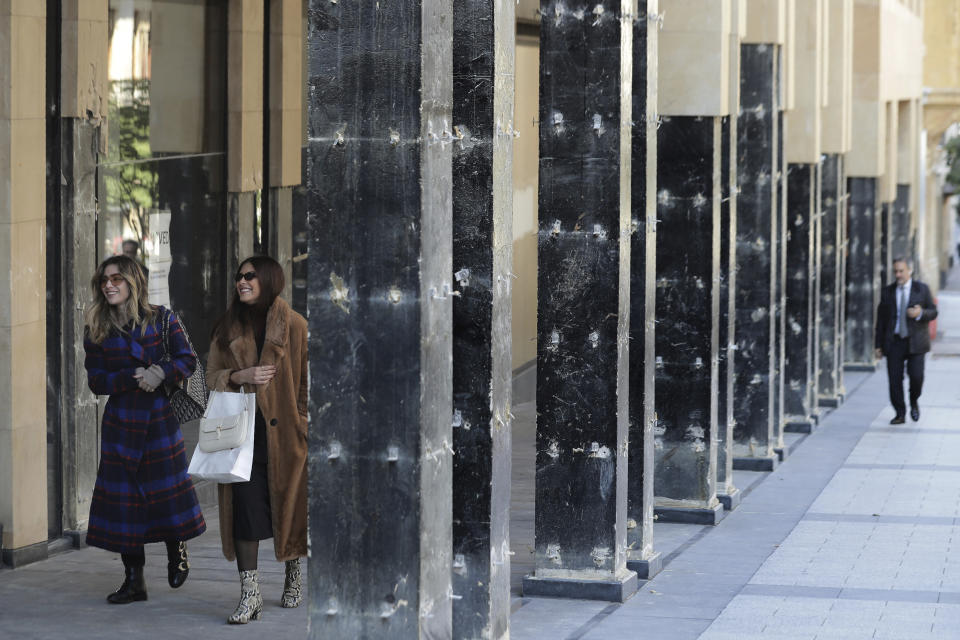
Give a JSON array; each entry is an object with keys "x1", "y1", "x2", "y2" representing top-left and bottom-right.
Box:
[{"x1": 86, "y1": 255, "x2": 156, "y2": 344}]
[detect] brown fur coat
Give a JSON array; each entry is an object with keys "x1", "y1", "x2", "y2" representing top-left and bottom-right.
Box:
[{"x1": 206, "y1": 297, "x2": 308, "y2": 561}]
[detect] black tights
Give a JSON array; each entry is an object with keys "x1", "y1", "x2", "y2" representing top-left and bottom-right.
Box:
[
  {"x1": 235, "y1": 539, "x2": 259, "y2": 572},
  {"x1": 120, "y1": 540, "x2": 182, "y2": 569}
]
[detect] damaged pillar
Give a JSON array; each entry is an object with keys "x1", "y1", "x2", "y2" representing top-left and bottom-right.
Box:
[
  {"x1": 650, "y1": 0, "x2": 735, "y2": 526},
  {"x1": 306, "y1": 2, "x2": 454, "y2": 638},
  {"x1": 844, "y1": 0, "x2": 887, "y2": 371},
  {"x1": 816, "y1": 0, "x2": 852, "y2": 408},
  {"x1": 818, "y1": 155, "x2": 844, "y2": 407},
  {"x1": 626, "y1": 0, "x2": 661, "y2": 580},
  {"x1": 450, "y1": 0, "x2": 514, "y2": 637},
  {"x1": 653, "y1": 115, "x2": 722, "y2": 524},
  {"x1": 716, "y1": 0, "x2": 744, "y2": 511},
  {"x1": 845, "y1": 177, "x2": 881, "y2": 368},
  {"x1": 782, "y1": 0, "x2": 823, "y2": 434},
  {"x1": 524, "y1": 0, "x2": 637, "y2": 603},
  {"x1": 732, "y1": 38, "x2": 780, "y2": 471}
]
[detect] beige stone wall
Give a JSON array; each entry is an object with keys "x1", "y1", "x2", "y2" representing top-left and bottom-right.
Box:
[
  {"x1": 0, "y1": 0, "x2": 48, "y2": 551},
  {"x1": 228, "y1": 0, "x2": 264, "y2": 193},
  {"x1": 658, "y1": 0, "x2": 732, "y2": 117},
  {"x1": 822, "y1": 0, "x2": 853, "y2": 154},
  {"x1": 61, "y1": 0, "x2": 107, "y2": 122},
  {"x1": 785, "y1": 0, "x2": 823, "y2": 163},
  {"x1": 743, "y1": 0, "x2": 786, "y2": 44},
  {"x1": 268, "y1": 0, "x2": 302, "y2": 188}
]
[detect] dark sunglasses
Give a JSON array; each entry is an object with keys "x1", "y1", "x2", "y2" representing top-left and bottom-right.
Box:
[
  {"x1": 234, "y1": 271, "x2": 258, "y2": 282},
  {"x1": 99, "y1": 274, "x2": 126, "y2": 287}
]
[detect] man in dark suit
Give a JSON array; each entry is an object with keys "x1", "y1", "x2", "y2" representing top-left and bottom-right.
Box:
[{"x1": 875, "y1": 257, "x2": 938, "y2": 424}]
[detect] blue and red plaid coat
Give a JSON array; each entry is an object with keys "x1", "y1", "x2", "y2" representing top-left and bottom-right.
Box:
[{"x1": 83, "y1": 306, "x2": 206, "y2": 553}]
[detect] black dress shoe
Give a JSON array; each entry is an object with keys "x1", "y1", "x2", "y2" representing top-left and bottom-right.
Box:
[
  {"x1": 166, "y1": 540, "x2": 189, "y2": 589},
  {"x1": 107, "y1": 566, "x2": 147, "y2": 604},
  {"x1": 911, "y1": 407, "x2": 920, "y2": 422},
  {"x1": 890, "y1": 415, "x2": 906, "y2": 425}
]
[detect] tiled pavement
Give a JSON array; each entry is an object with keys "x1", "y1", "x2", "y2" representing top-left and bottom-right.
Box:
[
  {"x1": 3, "y1": 293, "x2": 959, "y2": 639},
  {"x1": 512, "y1": 291, "x2": 960, "y2": 639}
]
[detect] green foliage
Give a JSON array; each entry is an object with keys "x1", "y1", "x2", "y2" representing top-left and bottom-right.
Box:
[
  {"x1": 104, "y1": 79, "x2": 157, "y2": 241},
  {"x1": 944, "y1": 136, "x2": 960, "y2": 193}
]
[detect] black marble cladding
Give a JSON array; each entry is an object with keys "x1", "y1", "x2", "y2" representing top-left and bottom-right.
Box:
[
  {"x1": 532, "y1": 0, "x2": 631, "y2": 590},
  {"x1": 732, "y1": 44, "x2": 776, "y2": 459},
  {"x1": 627, "y1": 2, "x2": 657, "y2": 572},
  {"x1": 717, "y1": 114, "x2": 736, "y2": 491},
  {"x1": 818, "y1": 154, "x2": 842, "y2": 402},
  {"x1": 845, "y1": 177, "x2": 880, "y2": 366},
  {"x1": 773, "y1": 94, "x2": 786, "y2": 440},
  {"x1": 892, "y1": 185, "x2": 911, "y2": 262},
  {"x1": 879, "y1": 201, "x2": 892, "y2": 287},
  {"x1": 451, "y1": 1, "x2": 511, "y2": 637},
  {"x1": 306, "y1": 2, "x2": 452, "y2": 637},
  {"x1": 836, "y1": 157, "x2": 847, "y2": 389},
  {"x1": 653, "y1": 115, "x2": 720, "y2": 506},
  {"x1": 784, "y1": 163, "x2": 816, "y2": 423}
]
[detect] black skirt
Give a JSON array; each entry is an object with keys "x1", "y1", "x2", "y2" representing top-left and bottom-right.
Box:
[{"x1": 232, "y1": 410, "x2": 272, "y2": 541}]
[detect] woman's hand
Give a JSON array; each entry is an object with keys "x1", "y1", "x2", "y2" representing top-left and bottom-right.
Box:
[{"x1": 230, "y1": 365, "x2": 277, "y2": 386}]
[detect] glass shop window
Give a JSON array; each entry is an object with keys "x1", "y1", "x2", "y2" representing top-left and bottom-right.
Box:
[{"x1": 98, "y1": 0, "x2": 228, "y2": 359}]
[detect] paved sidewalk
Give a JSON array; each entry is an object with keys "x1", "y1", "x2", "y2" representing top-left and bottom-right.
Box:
[
  {"x1": 0, "y1": 510, "x2": 308, "y2": 639},
  {"x1": 511, "y1": 291, "x2": 960, "y2": 639},
  {"x1": 3, "y1": 297, "x2": 958, "y2": 639}
]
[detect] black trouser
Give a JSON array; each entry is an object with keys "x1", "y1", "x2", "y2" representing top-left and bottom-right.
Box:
[{"x1": 885, "y1": 336, "x2": 925, "y2": 417}]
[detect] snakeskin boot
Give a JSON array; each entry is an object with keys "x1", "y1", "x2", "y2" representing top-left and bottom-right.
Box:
[
  {"x1": 227, "y1": 569, "x2": 263, "y2": 624},
  {"x1": 281, "y1": 559, "x2": 303, "y2": 608}
]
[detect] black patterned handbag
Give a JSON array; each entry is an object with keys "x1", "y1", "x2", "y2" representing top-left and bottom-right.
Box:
[{"x1": 160, "y1": 308, "x2": 208, "y2": 424}]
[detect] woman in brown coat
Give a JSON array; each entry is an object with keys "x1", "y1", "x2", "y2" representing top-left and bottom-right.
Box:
[{"x1": 206, "y1": 255, "x2": 308, "y2": 624}]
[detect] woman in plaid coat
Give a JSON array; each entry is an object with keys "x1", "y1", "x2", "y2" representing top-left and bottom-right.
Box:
[{"x1": 83, "y1": 255, "x2": 206, "y2": 604}]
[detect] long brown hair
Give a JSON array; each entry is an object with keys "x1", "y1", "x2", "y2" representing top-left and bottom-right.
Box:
[
  {"x1": 86, "y1": 255, "x2": 156, "y2": 344},
  {"x1": 211, "y1": 255, "x2": 285, "y2": 348}
]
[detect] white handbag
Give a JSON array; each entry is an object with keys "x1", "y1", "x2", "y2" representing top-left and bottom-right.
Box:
[
  {"x1": 199, "y1": 404, "x2": 249, "y2": 452},
  {"x1": 187, "y1": 390, "x2": 257, "y2": 483}
]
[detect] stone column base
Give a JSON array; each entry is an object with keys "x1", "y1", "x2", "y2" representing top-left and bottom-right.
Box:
[{"x1": 522, "y1": 570, "x2": 638, "y2": 603}]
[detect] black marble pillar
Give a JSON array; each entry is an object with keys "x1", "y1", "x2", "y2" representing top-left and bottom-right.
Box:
[
  {"x1": 626, "y1": 0, "x2": 660, "y2": 580},
  {"x1": 525, "y1": 0, "x2": 637, "y2": 602},
  {"x1": 652, "y1": 115, "x2": 723, "y2": 525},
  {"x1": 451, "y1": 1, "x2": 513, "y2": 637},
  {"x1": 879, "y1": 201, "x2": 892, "y2": 287},
  {"x1": 772, "y1": 71, "x2": 787, "y2": 446},
  {"x1": 818, "y1": 154, "x2": 843, "y2": 407},
  {"x1": 844, "y1": 177, "x2": 880, "y2": 369},
  {"x1": 892, "y1": 185, "x2": 911, "y2": 261},
  {"x1": 784, "y1": 163, "x2": 817, "y2": 430},
  {"x1": 808, "y1": 163, "x2": 822, "y2": 425},
  {"x1": 732, "y1": 44, "x2": 777, "y2": 469},
  {"x1": 836, "y1": 159, "x2": 847, "y2": 394},
  {"x1": 717, "y1": 113, "x2": 738, "y2": 507},
  {"x1": 306, "y1": 2, "x2": 454, "y2": 637}
]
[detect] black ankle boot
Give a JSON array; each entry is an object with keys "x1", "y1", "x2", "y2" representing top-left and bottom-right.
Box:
[
  {"x1": 107, "y1": 565, "x2": 148, "y2": 604},
  {"x1": 166, "y1": 540, "x2": 189, "y2": 589}
]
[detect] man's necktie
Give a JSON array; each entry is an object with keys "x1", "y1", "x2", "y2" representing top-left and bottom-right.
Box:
[{"x1": 898, "y1": 286, "x2": 909, "y2": 338}]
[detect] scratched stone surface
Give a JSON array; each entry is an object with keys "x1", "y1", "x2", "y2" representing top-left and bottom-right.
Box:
[
  {"x1": 784, "y1": 163, "x2": 818, "y2": 426},
  {"x1": 717, "y1": 113, "x2": 737, "y2": 492},
  {"x1": 306, "y1": 1, "x2": 454, "y2": 638},
  {"x1": 533, "y1": 0, "x2": 631, "y2": 580},
  {"x1": 818, "y1": 153, "x2": 843, "y2": 402},
  {"x1": 845, "y1": 177, "x2": 880, "y2": 366},
  {"x1": 627, "y1": 0, "x2": 658, "y2": 569},
  {"x1": 653, "y1": 115, "x2": 720, "y2": 507},
  {"x1": 732, "y1": 44, "x2": 777, "y2": 460},
  {"x1": 892, "y1": 184, "x2": 911, "y2": 263},
  {"x1": 451, "y1": 0, "x2": 514, "y2": 637}
]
